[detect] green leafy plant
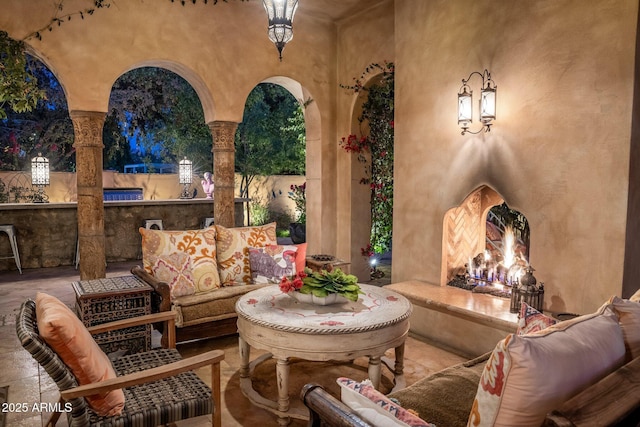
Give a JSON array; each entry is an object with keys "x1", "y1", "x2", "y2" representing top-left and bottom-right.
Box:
[
  {"x1": 249, "y1": 201, "x2": 271, "y2": 226},
  {"x1": 279, "y1": 268, "x2": 363, "y2": 302},
  {"x1": 340, "y1": 61, "x2": 394, "y2": 256},
  {"x1": 276, "y1": 228, "x2": 291, "y2": 238},
  {"x1": 0, "y1": 31, "x2": 46, "y2": 120}
]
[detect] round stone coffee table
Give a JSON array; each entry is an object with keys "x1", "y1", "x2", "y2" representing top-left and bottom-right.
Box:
[{"x1": 235, "y1": 284, "x2": 412, "y2": 426}]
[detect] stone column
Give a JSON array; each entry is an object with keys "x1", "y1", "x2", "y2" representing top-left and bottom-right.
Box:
[
  {"x1": 70, "y1": 111, "x2": 106, "y2": 280},
  {"x1": 208, "y1": 121, "x2": 238, "y2": 228}
]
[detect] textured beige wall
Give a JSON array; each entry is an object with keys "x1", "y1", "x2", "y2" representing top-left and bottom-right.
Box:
[
  {"x1": 393, "y1": 0, "x2": 637, "y2": 314},
  {"x1": 0, "y1": 171, "x2": 303, "y2": 217}
]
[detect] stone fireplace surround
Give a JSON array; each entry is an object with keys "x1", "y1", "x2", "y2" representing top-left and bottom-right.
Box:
[{"x1": 384, "y1": 185, "x2": 528, "y2": 357}]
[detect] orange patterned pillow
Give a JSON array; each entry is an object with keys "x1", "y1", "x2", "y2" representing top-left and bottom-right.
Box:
[
  {"x1": 467, "y1": 303, "x2": 625, "y2": 427},
  {"x1": 139, "y1": 227, "x2": 220, "y2": 293},
  {"x1": 338, "y1": 377, "x2": 435, "y2": 426},
  {"x1": 214, "y1": 223, "x2": 277, "y2": 285},
  {"x1": 516, "y1": 302, "x2": 558, "y2": 335},
  {"x1": 36, "y1": 292, "x2": 125, "y2": 417}
]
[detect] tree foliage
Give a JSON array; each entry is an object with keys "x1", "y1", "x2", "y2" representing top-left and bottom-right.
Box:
[
  {"x1": 235, "y1": 83, "x2": 306, "y2": 198},
  {"x1": 0, "y1": 53, "x2": 74, "y2": 172},
  {"x1": 106, "y1": 67, "x2": 212, "y2": 172},
  {"x1": 0, "y1": 31, "x2": 46, "y2": 120}
]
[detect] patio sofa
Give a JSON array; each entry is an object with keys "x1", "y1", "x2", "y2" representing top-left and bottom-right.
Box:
[
  {"x1": 131, "y1": 222, "x2": 307, "y2": 344},
  {"x1": 301, "y1": 293, "x2": 640, "y2": 427}
]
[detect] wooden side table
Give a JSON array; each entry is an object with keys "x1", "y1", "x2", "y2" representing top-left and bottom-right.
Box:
[
  {"x1": 305, "y1": 254, "x2": 351, "y2": 273},
  {"x1": 236, "y1": 284, "x2": 412, "y2": 426},
  {"x1": 72, "y1": 275, "x2": 153, "y2": 354}
]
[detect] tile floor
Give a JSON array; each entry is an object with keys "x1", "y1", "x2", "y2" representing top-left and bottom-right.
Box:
[{"x1": 0, "y1": 261, "x2": 467, "y2": 426}]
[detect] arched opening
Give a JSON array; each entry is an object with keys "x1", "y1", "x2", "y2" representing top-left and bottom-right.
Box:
[
  {"x1": 104, "y1": 66, "x2": 211, "y2": 200},
  {"x1": 345, "y1": 67, "x2": 395, "y2": 282},
  {"x1": 235, "y1": 81, "x2": 306, "y2": 237}
]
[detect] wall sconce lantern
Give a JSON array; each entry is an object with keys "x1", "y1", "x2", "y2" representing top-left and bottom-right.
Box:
[
  {"x1": 178, "y1": 157, "x2": 193, "y2": 199},
  {"x1": 263, "y1": 0, "x2": 299, "y2": 61},
  {"x1": 458, "y1": 69, "x2": 497, "y2": 135},
  {"x1": 31, "y1": 153, "x2": 50, "y2": 203}
]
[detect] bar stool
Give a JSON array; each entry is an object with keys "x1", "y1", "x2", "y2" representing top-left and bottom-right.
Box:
[
  {"x1": 75, "y1": 238, "x2": 80, "y2": 270},
  {"x1": 0, "y1": 225, "x2": 22, "y2": 274},
  {"x1": 203, "y1": 217, "x2": 215, "y2": 228},
  {"x1": 144, "y1": 219, "x2": 163, "y2": 230}
]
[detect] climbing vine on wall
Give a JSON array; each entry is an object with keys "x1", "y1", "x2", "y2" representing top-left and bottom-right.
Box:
[{"x1": 340, "y1": 61, "x2": 394, "y2": 256}]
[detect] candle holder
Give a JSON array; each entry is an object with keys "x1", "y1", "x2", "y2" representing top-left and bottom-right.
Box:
[{"x1": 510, "y1": 266, "x2": 544, "y2": 313}]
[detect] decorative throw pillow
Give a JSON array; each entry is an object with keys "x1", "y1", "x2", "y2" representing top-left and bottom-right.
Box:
[
  {"x1": 36, "y1": 292, "x2": 125, "y2": 417},
  {"x1": 467, "y1": 303, "x2": 626, "y2": 427},
  {"x1": 214, "y1": 222, "x2": 277, "y2": 286},
  {"x1": 139, "y1": 227, "x2": 220, "y2": 293},
  {"x1": 630, "y1": 288, "x2": 640, "y2": 303},
  {"x1": 516, "y1": 301, "x2": 558, "y2": 335},
  {"x1": 151, "y1": 252, "x2": 196, "y2": 299},
  {"x1": 609, "y1": 295, "x2": 640, "y2": 360},
  {"x1": 248, "y1": 245, "x2": 298, "y2": 284},
  {"x1": 294, "y1": 242, "x2": 308, "y2": 274},
  {"x1": 337, "y1": 378, "x2": 435, "y2": 427}
]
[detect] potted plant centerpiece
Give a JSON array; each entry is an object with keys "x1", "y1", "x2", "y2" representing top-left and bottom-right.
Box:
[{"x1": 279, "y1": 268, "x2": 363, "y2": 305}]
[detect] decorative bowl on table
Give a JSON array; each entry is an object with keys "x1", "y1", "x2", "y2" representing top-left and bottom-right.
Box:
[
  {"x1": 279, "y1": 268, "x2": 363, "y2": 304},
  {"x1": 290, "y1": 292, "x2": 347, "y2": 306}
]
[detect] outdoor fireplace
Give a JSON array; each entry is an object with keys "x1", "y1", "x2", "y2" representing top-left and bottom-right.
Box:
[{"x1": 443, "y1": 186, "x2": 544, "y2": 312}]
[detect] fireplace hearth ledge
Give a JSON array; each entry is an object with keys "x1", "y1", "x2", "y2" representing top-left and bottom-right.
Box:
[{"x1": 384, "y1": 281, "x2": 518, "y2": 357}]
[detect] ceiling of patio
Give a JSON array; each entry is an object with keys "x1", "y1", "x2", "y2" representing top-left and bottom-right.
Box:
[{"x1": 297, "y1": 0, "x2": 387, "y2": 22}]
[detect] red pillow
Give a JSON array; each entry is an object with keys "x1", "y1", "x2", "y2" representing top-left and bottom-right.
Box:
[{"x1": 294, "y1": 243, "x2": 307, "y2": 274}]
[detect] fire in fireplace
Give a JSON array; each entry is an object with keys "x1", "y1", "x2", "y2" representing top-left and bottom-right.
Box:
[{"x1": 445, "y1": 197, "x2": 544, "y2": 312}]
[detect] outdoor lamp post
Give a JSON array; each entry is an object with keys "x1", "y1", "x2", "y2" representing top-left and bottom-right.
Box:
[
  {"x1": 31, "y1": 153, "x2": 50, "y2": 203},
  {"x1": 263, "y1": 0, "x2": 299, "y2": 61},
  {"x1": 179, "y1": 157, "x2": 193, "y2": 199}
]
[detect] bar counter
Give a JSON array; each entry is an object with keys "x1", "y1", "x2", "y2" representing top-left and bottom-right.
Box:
[{"x1": 0, "y1": 198, "x2": 248, "y2": 272}]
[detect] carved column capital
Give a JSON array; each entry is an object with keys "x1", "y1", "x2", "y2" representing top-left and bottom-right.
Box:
[
  {"x1": 208, "y1": 121, "x2": 237, "y2": 153},
  {"x1": 70, "y1": 111, "x2": 106, "y2": 148}
]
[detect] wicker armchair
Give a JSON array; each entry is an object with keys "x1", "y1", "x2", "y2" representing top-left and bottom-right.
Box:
[{"x1": 16, "y1": 299, "x2": 225, "y2": 427}]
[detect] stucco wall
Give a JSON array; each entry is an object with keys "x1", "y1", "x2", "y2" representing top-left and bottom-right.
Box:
[
  {"x1": 0, "y1": 171, "x2": 303, "y2": 218},
  {"x1": 393, "y1": 0, "x2": 637, "y2": 314}
]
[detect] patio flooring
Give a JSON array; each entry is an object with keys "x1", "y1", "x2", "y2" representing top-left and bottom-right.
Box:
[{"x1": 0, "y1": 260, "x2": 467, "y2": 426}]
